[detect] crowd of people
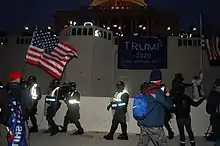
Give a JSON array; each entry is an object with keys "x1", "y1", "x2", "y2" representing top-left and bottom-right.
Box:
[{"x1": 0, "y1": 69, "x2": 220, "y2": 146}]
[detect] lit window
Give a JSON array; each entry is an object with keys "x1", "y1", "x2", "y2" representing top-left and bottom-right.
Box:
[
  {"x1": 113, "y1": 25, "x2": 117, "y2": 27},
  {"x1": 95, "y1": 29, "x2": 99, "y2": 37},
  {"x1": 133, "y1": 33, "x2": 138, "y2": 36}
]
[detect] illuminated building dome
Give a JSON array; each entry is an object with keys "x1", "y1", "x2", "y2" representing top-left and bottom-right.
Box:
[{"x1": 90, "y1": 0, "x2": 147, "y2": 7}]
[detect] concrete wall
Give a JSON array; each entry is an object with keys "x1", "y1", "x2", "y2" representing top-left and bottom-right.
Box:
[{"x1": 34, "y1": 95, "x2": 209, "y2": 137}]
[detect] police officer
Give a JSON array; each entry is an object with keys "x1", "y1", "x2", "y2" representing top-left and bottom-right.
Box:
[
  {"x1": 60, "y1": 81, "x2": 84, "y2": 135},
  {"x1": 25, "y1": 76, "x2": 41, "y2": 133},
  {"x1": 104, "y1": 81, "x2": 129, "y2": 140},
  {"x1": 45, "y1": 79, "x2": 61, "y2": 136}
]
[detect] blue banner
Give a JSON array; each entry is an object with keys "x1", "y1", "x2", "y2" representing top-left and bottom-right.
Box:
[
  {"x1": 118, "y1": 36, "x2": 167, "y2": 69},
  {"x1": 7, "y1": 100, "x2": 27, "y2": 146}
]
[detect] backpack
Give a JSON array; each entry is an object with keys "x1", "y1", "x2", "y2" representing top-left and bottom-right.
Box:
[{"x1": 133, "y1": 93, "x2": 147, "y2": 120}]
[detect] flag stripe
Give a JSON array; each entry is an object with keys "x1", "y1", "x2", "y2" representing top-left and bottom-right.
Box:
[
  {"x1": 203, "y1": 36, "x2": 220, "y2": 61},
  {"x1": 25, "y1": 28, "x2": 78, "y2": 79}
]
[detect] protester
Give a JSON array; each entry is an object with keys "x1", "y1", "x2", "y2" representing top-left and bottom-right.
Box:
[
  {"x1": 161, "y1": 84, "x2": 174, "y2": 139},
  {"x1": 206, "y1": 79, "x2": 220, "y2": 146},
  {"x1": 171, "y1": 73, "x2": 205, "y2": 146},
  {"x1": 6, "y1": 71, "x2": 28, "y2": 146},
  {"x1": 136, "y1": 69, "x2": 173, "y2": 146}
]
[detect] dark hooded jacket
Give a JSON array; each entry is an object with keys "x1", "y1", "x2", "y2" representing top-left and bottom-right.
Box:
[{"x1": 206, "y1": 86, "x2": 220, "y2": 138}]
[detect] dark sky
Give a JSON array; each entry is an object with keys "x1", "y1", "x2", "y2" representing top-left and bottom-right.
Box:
[{"x1": 0, "y1": 0, "x2": 218, "y2": 32}]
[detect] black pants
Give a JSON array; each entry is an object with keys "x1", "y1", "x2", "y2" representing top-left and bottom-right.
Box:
[
  {"x1": 26, "y1": 104, "x2": 38, "y2": 129},
  {"x1": 176, "y1": 115, "x2": 195, "y2": 145},
  {"x1": 108, "y1": 119, "x2": 127, "y2": 135},
  {"x1": 63, "y1": 109, "x2": 83, "y2": 131},
  {"x1": 46, "y1": 102, "x2": 61, "y2": 132}
]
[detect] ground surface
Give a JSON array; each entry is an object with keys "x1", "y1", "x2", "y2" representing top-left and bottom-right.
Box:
[{"x1": 29, "y1": 132, "x2": 214, "y2": 146}]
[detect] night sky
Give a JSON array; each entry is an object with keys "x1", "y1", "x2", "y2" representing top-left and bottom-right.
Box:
[{"x1": 0, "y1": 0, "x2": 218, "y2": 32}]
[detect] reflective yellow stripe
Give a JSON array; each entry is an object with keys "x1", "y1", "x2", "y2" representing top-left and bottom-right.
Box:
[
  {"x1": 31, "y1": 84, "x2": 38, "y2": 99},
  {"x1": 113, "y1": 89, "x2": 128, "y2": 102},
  {"x1": 68, "y1": 99, "x2": 80, "y2": 104},
  {"x1": 51, "y1": 87, "x2": 60, "y2": 97}
]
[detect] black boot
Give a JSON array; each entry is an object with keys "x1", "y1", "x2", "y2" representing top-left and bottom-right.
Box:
[
  {"x1": 103, "y1": 120, "x2": 119, "y2": 140},
  {"x1": 180, "y1": 142, "x2": 185, "y2": 146},
  {"x1": 103, "y1": 133, "x2": 114, "y2": 140},
  {"x1": 29, "y1": 126, "x2": 38, "y2": 133},
  {"x1": 190, "y1": 141, "x2": 196, "y2": 146},
  {"x1": 117, "y1": 133, "x2": 128, "y2": 140},
  {"x1": 72, "y1": 121, "x2": 84, "y2": 135},
  {"x1": 168, "y1": 131, "x2": 174, "y2": 139},
  {"x1": 50, "y1": 126, "x2": 59, "y2": 136}
]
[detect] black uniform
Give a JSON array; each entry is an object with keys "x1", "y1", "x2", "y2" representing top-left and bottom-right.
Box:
[
  {"x1": 24, "y1": 76, "x2": 42, "y2": 132},
  {"x1": 60, "y1": 82, "x2": 84, "y2": 134},
  {"x1": 104, "y1": 81, "x2": 129, "y2": 140},
  {"x1": 45, "y1": 79, "x2": 61, "y2": 136},
  {"x1": 171, "y1": 74, "x2": 205, "y2": 146},
  {"x1": 206, "y1": 79, "x2": 220, "y2": 143}
]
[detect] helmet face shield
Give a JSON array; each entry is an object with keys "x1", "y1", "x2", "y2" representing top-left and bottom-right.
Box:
[
  {"x1": 116, "y1": 81, "x2": 125, "y2": 91},
  {"x1": 27, "y1": 76, "x2": 36, "y2": 85}
]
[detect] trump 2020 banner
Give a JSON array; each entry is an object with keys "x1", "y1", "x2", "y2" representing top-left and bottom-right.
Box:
[{"x1": 118, "y1": 36, "x2": 167, "y2": 69}]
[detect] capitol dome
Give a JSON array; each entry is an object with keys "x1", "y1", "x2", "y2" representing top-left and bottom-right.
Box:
[{"x1": 90, "y1": 0, "x2": 147, "y2": 7}]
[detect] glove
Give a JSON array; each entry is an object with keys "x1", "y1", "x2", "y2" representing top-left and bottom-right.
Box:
[{"x1": 107, "y1": 104, "x2": 111, "y2": 111}]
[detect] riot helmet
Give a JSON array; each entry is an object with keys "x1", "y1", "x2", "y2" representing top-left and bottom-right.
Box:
[
  {"x1": 69, "y1": 81, "x2": 76, "y2": 89},
  {"x1": 116, "y1": 81, "x2": 125, "y2": 91},
  {"x1": 27, "y1": 76, "x2": 36, "y2": 85},
  {"x1": 51, "y1": 79, "x2": 60, "y2": 87}
]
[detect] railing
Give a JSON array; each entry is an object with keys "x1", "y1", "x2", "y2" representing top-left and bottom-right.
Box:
[{"x1": 60, "y1": 25, "x2": 113, "y2": 41}]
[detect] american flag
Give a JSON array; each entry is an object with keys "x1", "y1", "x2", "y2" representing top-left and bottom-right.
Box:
[
  {"x1": 25, "y1": 28, "x2": 78, "y2": 79},
  {"x1": 202, "y1": 36, "x2": 220, "y2": 61}
]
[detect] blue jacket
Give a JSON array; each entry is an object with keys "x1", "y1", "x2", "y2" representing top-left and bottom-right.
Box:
[{"x1": 138, "y1": 89, "x2": 173, "y2": 127}]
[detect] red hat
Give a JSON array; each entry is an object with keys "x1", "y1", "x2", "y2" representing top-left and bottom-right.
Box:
[{"x1": 10, "y1": 71, "x2": 22, "y2": 81}]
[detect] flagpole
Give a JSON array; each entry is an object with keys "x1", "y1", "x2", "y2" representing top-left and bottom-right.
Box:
[{"x1": 199, "y1": 13, "x2": 203, "y2": 70}]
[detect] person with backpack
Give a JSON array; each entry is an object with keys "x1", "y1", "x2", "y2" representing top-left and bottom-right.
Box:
[
  {"x1": 133, "y1": 69, "x2": 173, "y2": 146},
  {"x1": 171, "y1": 73, "x2": 205, "y2": 146},
  {"x1": 206, "y1": 79, "x2": 220, "y2": 146}
]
